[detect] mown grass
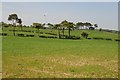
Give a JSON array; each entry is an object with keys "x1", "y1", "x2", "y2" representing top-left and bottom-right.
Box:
[{"x1": 2, "y1": 27, "x2": 119, "y2": 78}]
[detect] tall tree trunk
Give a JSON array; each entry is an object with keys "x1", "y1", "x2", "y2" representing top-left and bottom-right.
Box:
[
  {"x1": 2, "y1": 26, "x2": 3, "y2": 31},
  {"x1": 13, "y1": 26, "x2": 15, "y2": 36},
  {"x1": 68, "y1": 28, "x2": 70, "y2": 38},
  {"x1": 21, "y1": 24, "x2": 22, "y2": 31},
  {"x1": 38, "y1": 29, "x2": 39, "y2": 36},
  {"x1": 58, "y1": 28, "x2": 60, "y2": 39},
  {"x1": 12, "y1": 20, "x2": 16, "y2": 36},
  {"x1": 63, "y1": 28, "x2": 64, "y2": 38}
]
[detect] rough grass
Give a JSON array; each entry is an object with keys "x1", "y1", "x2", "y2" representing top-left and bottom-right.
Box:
[
  {"x1": 2, "y1": 27, "x2": 119, "y2": 78},
  {"x1": 2, "y1": 36, "x2": 118, "y2": 78}
]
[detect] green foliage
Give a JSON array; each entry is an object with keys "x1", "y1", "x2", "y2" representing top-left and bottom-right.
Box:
[
  {"x1": 33, "y1": 23, "x2": 44, "y2": 29},
  {"x1": 17, "y1": 19, "x2": 22, "y2": 24},
  {"x1": 94, "y1": 24, "x2": 98, "y2": 28},
  {"x1": 47, "y1": 23, "x2": 54, "y2": 29},
  {"x1": 76, "y1": 22, "x2": 93, "y2": 29},
  {"x1": 8, "y1": 14, "x2": 18, "y2": 36},
  {"x1": 8, "y1": 14, "x2": 18, "y2": 21},
  {"x1": 81, "y1": 32, "x2": 89, "y2": 39},
  {"x1": 76, "y1": 22, "x2": 84, "y2": 29},
  {"x1": 60, "y1": 20, "x2": 69, "y2": 28},
  {"x1": 54, "y1": 24, "x2": 61, "y2": 29}
]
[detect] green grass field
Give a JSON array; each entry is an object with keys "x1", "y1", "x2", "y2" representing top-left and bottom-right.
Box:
[{"x1": 2, "y1": 27, "x2": 119, "y2": 78}]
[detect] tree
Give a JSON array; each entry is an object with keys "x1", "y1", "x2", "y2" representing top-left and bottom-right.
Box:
[
  {"x1": 99, "y1": 28, "x2": 102, "y2": 31},
  {"x1": 94, "y1": 24, "x2": 98, "y2": 29},
  {"x1": 47, "y1": 23, "x2": 54, "y2": 29},
  {"x1": 60, "y1": 20, "x2": 75, "y2": 38},
  {"x1": 1, "y1": 22, "x2": 8, "y2": 30},
  {"x1": 8, "y1": 14, "x2": 18, "y2": 36},
  {"x1": 33, "y1": 23, "x2": 43, "y2": 36},
  {"x1": 17, "y1": 18, "x2": 22, "y2": 30},
  {"x1": 60, "y1": 20, "x2": 69, "y2": 37},
  {"x1": 76, "y1": 22, "x2": 84, "y2": 29},
  {"x1": 1, "y1": 22, "x2": 4, "y2": 30},
  {"x1": 84, "y1": 22, "x2": 92, "y2": 29},
  {"x1": 67, "y1": 22, "x2": 75, "y2": 38},
  {"x1": 54, "y1": 24, "x2": 61, "y2": 38},
  {"x1": 89, "y1": 27, "x2": 95, "y2": 30}
]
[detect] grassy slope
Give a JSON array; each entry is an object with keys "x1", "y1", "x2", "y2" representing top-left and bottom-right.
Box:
[
  {"x1": 2, "y1": 28, "x2": 118, "y2": 78},
  {"x1": 2, "y1": 27, "x2": 118, "y2": 39}
]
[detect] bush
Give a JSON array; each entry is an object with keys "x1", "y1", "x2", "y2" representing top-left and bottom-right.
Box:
[
  {"x1": 26, "y1": 34, "x2": 34, "y2": 37},
  {"x1": 73, "y1": 37, "x2": 80, "y2": 40},
  {"x1": 63, "y1": 35, "x2": 80, "y2": 40},
  {"x1": 45, "y1": 32, "x2": 57, "y2": 36},
  {"x1": 39, "y1": 35, "x2": 47, "y2": 38},
  {"x1": 40, "y1": 32, "x2": 43, "y2": 34},
  {"x1": 81, "y1": 32, "x2": 89, "y2": 39},
  {"x1": 99, "y1": 28, "x2": 102, "y2": 31},
  {"x1": 93, "y1": 37, "x2": 104, "y2": 40},
  {"x1": 115, "y1": 39, "x2": 120, "y2": 42},
  {"x1": 39, "y1": 35, "x2": 57, "y2": 38},
  {"x1": 105, "y1": 38, "x2": 112, "y2": 41},
  {"x1": 0, "y1": 33, "x2": 7, "y2": 36},
  {"x1": 87, "y1": 38, "x2": 92, "y2": 39},
  {"x1": 17, "y1": 34, "x2": 24, "y2": 37},
  {"x1": 31, "y1": 31, "x2": 35, "y2": 33}
]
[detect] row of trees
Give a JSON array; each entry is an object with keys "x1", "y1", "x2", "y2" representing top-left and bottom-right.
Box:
[
  {"x1": 1, "y1": 13, "x2": 98, "y2": 38},
  {"x1": 46, "y1": 21, "x2": 98, "y2": 30},
  {"x1": 33, "y1": 20, "x2": 98, "y2": 38},
  {"x1": 76, "y1": 22, "x2": 98, "y2": 30},
  {"x1": 32, "y1": 20, "x2": 75, "y2": 38},
  {"x1": 32, "y1": 23, "x2": 45, "y2": 36}
]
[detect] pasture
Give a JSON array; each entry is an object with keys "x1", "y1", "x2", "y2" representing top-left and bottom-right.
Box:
[{"x1": 2, "y1": 27, "x2": 119, "y2": 78}]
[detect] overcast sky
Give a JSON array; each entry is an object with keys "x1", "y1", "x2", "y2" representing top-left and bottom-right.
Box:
[{"x1": 1, "y1": 2, "x2": 118, "y2": 30}]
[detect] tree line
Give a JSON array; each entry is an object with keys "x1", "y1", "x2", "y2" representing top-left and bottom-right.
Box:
[{"x1": 1, "y1": 13, "x2": 98, "y2": 38}]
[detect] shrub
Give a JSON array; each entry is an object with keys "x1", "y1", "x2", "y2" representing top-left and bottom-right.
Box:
[
  {"x1": 105, "y1": 38, "x2": 112, "y2": 41},
  {"x1": 81, "y1": 32, "x2": 89, "y2": 39},
  {"x1": 115, "y1": 39, "x2": 120, "y2": 42},
  {"x1": 39, "y1": 35, "x2": 47, "y2": 38},
  {"x1": 93, "y1": 37, "x2": 104, "y2": 40},
  {"x1": 0, "y1": 33, "x2": 7, "y2": 36},
  {"x1": 44, "y1": 32, "x2": 57, "y2": 36},
  {"x1": 26, "y1": 34, "x2": 34, "y2": 37},
  {"x1": 87, "y1": 38, "x2": 92, "y2": 39},
  {"x1": 32, "y1": 31, "x2": 34, "y2": 33},
  {"x1": 71, "y1": 36, "x2": 80, "y2": 40},
  {"x1": 99, "y1": 28, "x2": 102, "y2": 31},
  {"x1": 17, "y1": 34, "x2": 24, "y2": 37},
  {"x1": 63, "y1": 35, "x2": 80, "y2": 40},
  {"x1": 39, "y1": 35, "x2": 57, "y2": 39},
  {"x1": 40, "y1": 32, "x2": 43, "y2": 34}
]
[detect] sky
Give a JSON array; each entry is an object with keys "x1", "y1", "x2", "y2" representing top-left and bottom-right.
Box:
[
  {"x1": 1, "y1": 2, "x2": 118, "y2": 30},
  {"x1": 1, "y1": 0, "x2": 119, "y2": 2}
]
